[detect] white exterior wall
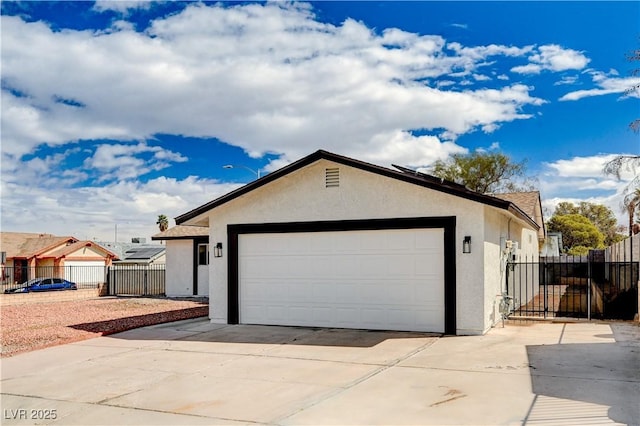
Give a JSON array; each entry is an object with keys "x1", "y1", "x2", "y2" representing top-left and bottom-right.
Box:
[
  {"x1": 483, "y1": 208, "x2": 508, "y2": 331},
  {"x1": 165, "y1": 240, "x2": 194, "y2": 297},
  {"x1": 199, "y1": 159, "x2": 524, "y2": 335},
  {"x1": 197, "y1": 263, "x2": 209, "y2": 296},
  {"x1": 483, "y1": 208, "x2": 540, "y2": 331}
]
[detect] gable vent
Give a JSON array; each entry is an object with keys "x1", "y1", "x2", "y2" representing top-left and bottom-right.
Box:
[{"x1": 325, "y1": 167, "x2": 340, "y2": 188}]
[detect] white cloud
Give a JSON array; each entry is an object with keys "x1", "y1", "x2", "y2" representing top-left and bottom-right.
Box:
[
  {"x1": 473, "y1": 73, "x2": 491, "y2": 81},
  {"x1": 93, "y1": 0, "x2": 153, "y2": 14},
  {"x1": 83, "y1": 142, "x2": 187, "y2": 181},
  {"x1": 512, "y1": 44, "x2": 590, "y2": 74},
  {"x1": 448, "y1": 42, "x2": 533, "y2": 60},
  {"x1": 436, "y1": 80, "x2": 456, "y2": 88},
  {"x1": 559, "y1": 70, "x2": 640, "y2": 101},
  {"x1": 540, "y1": 154, "x2": 636, "y2": 226},
  {"x1": 476, "y1": 142, "x2": 501, "y2": 153},
  {"x1": 554, "y1": 75, "x2": 579, "y2": 86},
  {"x1": 0, "y1": 174, "x2": 240, "y2": 241},
  {"x1": 353, "y1": 130, "x2": 467, "y2": 168},
  {"x1": 481, "y1": 124, "x2": 500, "y2": 133},
  {"x1": 0, "y1": 2, "x2": 579, "y2": 241},
  {"x1": 544, "y1": 154, "x2": 634, "y2": 179},
  {"x1": 1, "y1": 3, "x2": 546, "y2": 167}
]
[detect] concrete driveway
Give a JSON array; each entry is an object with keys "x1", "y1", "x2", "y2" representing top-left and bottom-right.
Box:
[{"x1": 1, "y1": 319, "x2": 638, "y2": 425}]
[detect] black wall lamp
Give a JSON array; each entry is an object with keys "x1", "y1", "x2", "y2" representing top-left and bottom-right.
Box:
[
  {"x1": 214, "y1": 242, "x2": 223, "y2": 258},
  {"x1": 463, "y1": 236, "x2": 472, "y2": 254}
]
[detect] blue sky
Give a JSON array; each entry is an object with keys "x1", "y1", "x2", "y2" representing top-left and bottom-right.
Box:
[{"x1": 1, "y1": 1, "x2": 639, "y2": 242}]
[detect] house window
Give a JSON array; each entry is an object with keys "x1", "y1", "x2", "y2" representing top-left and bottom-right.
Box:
[{"x1": 198, "y1": 244, "x2": 209, "y2": 265}]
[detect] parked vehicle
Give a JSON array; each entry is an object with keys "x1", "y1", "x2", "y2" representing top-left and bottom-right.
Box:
[{"x1": 4, "y1": 277, "x2": 77, "y2": 294}]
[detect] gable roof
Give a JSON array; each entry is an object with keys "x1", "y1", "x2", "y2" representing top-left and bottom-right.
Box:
[
  {"x1": 176, "y1": 150, "x2": 540, "y2": 230},
  {"x1": 0, "y1": 232, "x2": 78, "y2": 258},
  {"x1": 1, "y1": 233, "x2": 118, "y2": 260},
  {"x1": 151, "y1": 225, "x2": 209, "y2": 241},
  {"x1": 492, "y1": 191, "x2": 545, "y2": 236},
  {"x1": 45, "y1": 241, "x2": 118, "y2": 259}
]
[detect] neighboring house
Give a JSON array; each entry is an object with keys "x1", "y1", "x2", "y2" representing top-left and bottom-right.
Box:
[
  {"x1": 540, "y1": 232, "x2": 563, "y2": 257},
  {"x1": 152, "y1": 225, "x2": 209, "y2": 297},
  {"x1": 116, "y1": 246, "x2": 166, "y2": 264},
  {"x1": 172, "y1": 150, "x2": 544, "y2": 335},
  {"x1": 0, "y1": 232, "x2": 118, "y2": 285}
]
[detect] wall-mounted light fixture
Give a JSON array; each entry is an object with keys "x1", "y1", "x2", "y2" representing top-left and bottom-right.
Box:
[
  {"x1": 463, "y1": 236, "x2": 472, "y2": 254},
  {"x1": 214, "y1": 242, "x2": 223, "y2": 258}
]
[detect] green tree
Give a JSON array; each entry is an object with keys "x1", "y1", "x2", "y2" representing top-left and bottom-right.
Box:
[
  {"x1": 156, "y1": 214, "x2": 169, "y2": 232},
  {"x1": 429, "y1": 152, "x2": 535, "y2": 194},
  {"x1": 553, "y1": 201, "x2": 624, "y2": 245},
  {"x1": 547, "y1": 214, "x2": 605, "y2": 254}
]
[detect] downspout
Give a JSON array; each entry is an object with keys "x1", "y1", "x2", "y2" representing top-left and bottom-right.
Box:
[
  {"x1": 502, "y1": 218, "x2": 513, "y2": 294},
  {"x1": 496, "y1": 218, "x2": 513, "y2": 328}
]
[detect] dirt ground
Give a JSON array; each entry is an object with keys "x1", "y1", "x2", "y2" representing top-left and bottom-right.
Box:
[{"x1": 1, "y1": 297, "x2": 208, "y2": 357}]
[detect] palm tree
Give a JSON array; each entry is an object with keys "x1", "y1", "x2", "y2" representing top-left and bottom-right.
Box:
[
  {"x1": 156, "y1": 214, "x2": 169, "y2": 233},
  {"x1": 623, "y1": 188, "x2": 640, "y2": 236}
]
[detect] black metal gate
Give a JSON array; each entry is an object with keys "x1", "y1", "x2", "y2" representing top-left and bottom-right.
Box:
[
  {"x1": 107, "y1": 264, "x2": 166, "y2": 296},
  {"x1": 507, "y1": 249, "x2": 638, "y2": 320}
]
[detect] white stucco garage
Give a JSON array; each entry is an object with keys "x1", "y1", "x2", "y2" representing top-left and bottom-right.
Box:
[
  {"x1": 239, "y1": 228, "x2": 445, "y2": 332},
  {"x1": 174, "y1": 150, "x2": 543, "y2": 335}
]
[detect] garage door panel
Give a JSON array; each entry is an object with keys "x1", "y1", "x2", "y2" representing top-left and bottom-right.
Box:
[
  {"x1": 332, "y1": 233, "x2": 362, "y2": 251},
  {"x1": 332, "y1": 257, "x2": 361, "y2": 277},
  {"x1": 386, "y1": 255, "x2": 417, "y2": 275},
  {"x1": 359, "y1": 256, "x2": 391, "y2": 276},
  {"x1": 415, "y1": 253, "x2": 444, "y2": 276},
  {"x1": 415, "y1": 231, "x2": 443, "y2": 249},
  {"x1": 239, "y1": 228, "x2": 445, "y2": 333}
]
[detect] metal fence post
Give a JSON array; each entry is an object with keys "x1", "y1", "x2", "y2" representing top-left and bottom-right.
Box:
[{"x1": 587, "y1": 253, "x2": 592, "y2": 321}]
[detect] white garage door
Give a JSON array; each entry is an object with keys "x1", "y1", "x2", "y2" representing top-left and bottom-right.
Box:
[
  {"x1": 64, "y1": 260, "x2": 105, "y2": 286},
  {"x1": 238, "y1": 228, "x2": 445, "y2": 332}
]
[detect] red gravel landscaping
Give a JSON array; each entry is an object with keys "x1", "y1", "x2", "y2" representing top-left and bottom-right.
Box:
[{"x1": 1, "y1": 297, "x2": 208, "y2": 357}]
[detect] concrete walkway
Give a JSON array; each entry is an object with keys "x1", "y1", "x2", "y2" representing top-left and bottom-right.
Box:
[{"x1": 1, "y1": 319, "x2": 638, "y2": 425}]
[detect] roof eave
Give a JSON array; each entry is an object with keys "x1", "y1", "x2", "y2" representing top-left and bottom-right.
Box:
[
  {"x1": 175, "y1": 149, "x2": 541, "y2": 230},
  {"x1": 507, "y1": 205, "x2": 540, "y2": 230},
  {"x1": 151, "y1": 235, "x2": 209, "y2": 241}
]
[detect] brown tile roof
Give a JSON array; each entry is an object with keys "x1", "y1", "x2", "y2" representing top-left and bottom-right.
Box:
[
  {"x1": 151, "y1": 225, "x2": 209, "y2": 240},
  {"x1": 0, "y1": 232, "x2": 78, "y2": 258},
  {"x1": 493, "y1": 191, "x2": 545, "y2": 234}
]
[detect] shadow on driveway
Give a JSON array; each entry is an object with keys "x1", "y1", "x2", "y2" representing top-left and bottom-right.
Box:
[
  {"x1": 525, "y1": 323, "x2": 640, "y2": 425},
  {"x1": 69, "y1": 307, "x2": 208, "y2": 335},
  {"x1": 109, "y1": 320, "x2": 441, "y2": 348}
]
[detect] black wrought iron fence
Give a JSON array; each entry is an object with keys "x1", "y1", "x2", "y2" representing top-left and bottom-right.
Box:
[
  {"x1": 1, "y1": 264, "x2": 166, "y2": 296},
  {"x1": 1, "y1": 265, "x2": 106, "y2": 291},
  {"x1": 506, "y1": 253, "x2": 638, "y2": 320}
]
